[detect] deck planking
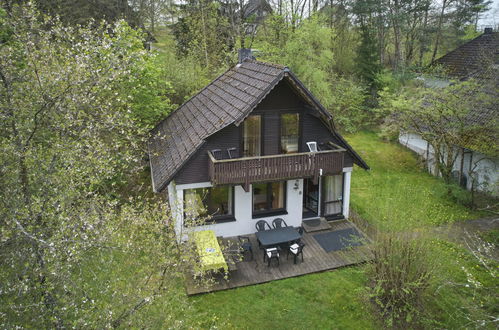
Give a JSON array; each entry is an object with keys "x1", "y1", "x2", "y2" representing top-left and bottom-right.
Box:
[{"x1": 185, "y1": 220, "x2": 371, "y2": 295}]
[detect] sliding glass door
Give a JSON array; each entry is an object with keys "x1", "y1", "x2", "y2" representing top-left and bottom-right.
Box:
[
  {"x1": 242, "y1": 115, "x2": 261, "y2": 157},
  {"x1": 322, "y1": 175, "x2": 343, "y2": 216}
]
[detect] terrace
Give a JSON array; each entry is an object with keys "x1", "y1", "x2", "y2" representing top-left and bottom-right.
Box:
[{"x1": 185, "y1": 219, "x2": 371, "y2": 295}]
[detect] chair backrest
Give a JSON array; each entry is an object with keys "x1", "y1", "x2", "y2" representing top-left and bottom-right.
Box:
[
  {"x1": 272, "y1": 218, "x2": 288, "y2": 229},
  {"x1": 211, "y1": 149, "x2": 223, "y2": 160},
  {"x1": 227, "y1": 147, "x2": 238, "y2": 159},
  {"x1": 255, "y1": 220, "x2": 271, "y2": 232},
  {"x1": 306, "y1": 141, "x2": 318, "y2": 152},
  {"x1": 297, "y1": 242, "x2": 305, "y2": 253}
]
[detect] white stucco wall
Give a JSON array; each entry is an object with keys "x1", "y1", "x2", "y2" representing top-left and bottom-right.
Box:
[
  {"x1": 171, "y1": 179, "x2": 304, "y2": 239},
  {"x1": 399, "y1": 133, "x2": 499, "y2": 195},
  {"x1": 169, "y1": 167, "x2": 354, "y2": 239}
]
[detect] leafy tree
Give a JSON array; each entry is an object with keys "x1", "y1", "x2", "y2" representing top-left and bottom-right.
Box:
[
  {"x1": 0, "y1": 5, "x2": 198, "y2": 327},
  {"x1": 173, "y1": 0, "x2": 231, "y2": 73},
  {"x1": 381, "y1": 79, "x2": 496, "y2": 185}
]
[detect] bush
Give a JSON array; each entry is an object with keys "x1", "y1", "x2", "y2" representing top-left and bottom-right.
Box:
[{"x1": 368, "y1": 234, "x2": 433, "y2": 327}]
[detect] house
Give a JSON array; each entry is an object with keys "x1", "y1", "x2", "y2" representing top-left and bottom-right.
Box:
[
  {"x1": 148, "y1": 51, "x2": 369, "y2": 239},
  {"x1": 399, "y1": 28, "x2": 499, "y2": 195}
]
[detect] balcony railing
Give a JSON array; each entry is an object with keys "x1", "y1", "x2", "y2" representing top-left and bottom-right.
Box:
[{"x1": 208, "y1": 142, "x2": 346, "y2": 192}]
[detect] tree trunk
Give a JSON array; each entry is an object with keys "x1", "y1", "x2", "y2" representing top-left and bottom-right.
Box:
[
  {"x1": 389, "y1": 0, "x2": 403, "y2": 70},
  {"x1": 431, "y1": 0, "x2": 448, "y2": 63},
  {"x1": 418, "y1": 5, "x2": 429, "y2": 66}
]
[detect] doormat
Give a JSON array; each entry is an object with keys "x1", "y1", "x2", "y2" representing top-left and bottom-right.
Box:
[
  {"x1": 302, "y1": 218, "x2": 331, "y2": 232},
  {"x1": 303, "y1": 219, "x2": 321, "y2": 227},
  {"x1": 313, "y1": 228, "x2": 364, "y2": 252}
]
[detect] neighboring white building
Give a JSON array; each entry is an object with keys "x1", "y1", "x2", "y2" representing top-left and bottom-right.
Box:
[
  {"x1": 399, "y1": 29, "x2": 499, "y2": 196},
  {"x1": 399, "y1": 133, "x2": 498, "y2": 195}
]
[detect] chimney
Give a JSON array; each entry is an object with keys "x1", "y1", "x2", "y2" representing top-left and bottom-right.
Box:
[
  {"x1": 238, "y1": 48, "x2": 255, "y2": 63},
  {"x1": 484, "y1": 27, "x2": 493, "y2": 34}
]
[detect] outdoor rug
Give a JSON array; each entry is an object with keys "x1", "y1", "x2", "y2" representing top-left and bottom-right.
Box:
[{"x1": 313, "y1": 228, "x2": 364, "y2": 252}]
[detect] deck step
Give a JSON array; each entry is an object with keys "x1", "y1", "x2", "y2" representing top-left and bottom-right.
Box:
[{"x1": 302, "y1": 217, "x2": 331, "y2": 233}]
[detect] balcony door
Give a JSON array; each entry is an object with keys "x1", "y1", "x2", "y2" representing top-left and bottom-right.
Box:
[
  {"x1": 242, "y1": 115, "x2": 261, "y2": 157},
  {"x1": 321, "y1": 174, "x2": 343, "y2": 217}
]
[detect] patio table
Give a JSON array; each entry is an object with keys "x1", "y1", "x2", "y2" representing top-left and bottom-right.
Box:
[
  {"x1": 191, "y1": 230, "x2": 228, "y2": 274},
  {"x1": 255, "y1": 227, "x2": 302, "y2": 247}
]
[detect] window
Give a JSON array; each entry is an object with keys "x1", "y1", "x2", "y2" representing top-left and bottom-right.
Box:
[
  {"x1": 184, "y1": 186, "x2": 234, "y2": 223},
  {"x1": 281, "y1": 113, "x2": 299, "y2": 153},
  {"x1": 252, "y1": 181, "x2": 286, "y2": 217},
  {"x1": 243, "y1": 115, "x2": 261, "y2": 157}
]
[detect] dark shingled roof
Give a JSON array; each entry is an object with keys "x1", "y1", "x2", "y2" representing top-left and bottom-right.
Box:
[
  {"x1": 433, "y1": 31, "x2": 499, "y2": 79},
  {"x1": 148, "y1": 60, "x2": 368, "y2": 192},
  {"x1": 432, "y1": 31, "x2": 498, "y2": 155}
]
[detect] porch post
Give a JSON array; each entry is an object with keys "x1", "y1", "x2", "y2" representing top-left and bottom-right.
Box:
[{"x1": 342, "y1": 168, "x2": 352, "y2": 219}]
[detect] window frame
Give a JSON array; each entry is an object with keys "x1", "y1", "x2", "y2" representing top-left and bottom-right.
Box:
[
  {"x1": 183, "y1": 185, "x2": 236, "y2": 225},
  {"x1": 252, "y1": 181, "x2": 288, "y2": 219}
]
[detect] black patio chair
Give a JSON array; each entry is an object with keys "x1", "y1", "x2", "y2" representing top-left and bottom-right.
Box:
[
  {"x1": 264, "y1": 247, "x2": 280, "y2": 267},
  {"x1": 237, "y1": 236, "x2": 253, "y2": 261},
  {"x1": 287, "y1": 242, "x2": 305, "y2": 264},
  {"x1": 255, "y1": 220, "x2": 271, "y2": 232},
  {"x1": 272, "y1": 218, "x2": 288, "y2": 229},
  {"x1": 227, "y1": 147, "x2": 238, "y2": 159},
  {"x1": 211, "y1": 149, "x2": 223, "y2": 160}
]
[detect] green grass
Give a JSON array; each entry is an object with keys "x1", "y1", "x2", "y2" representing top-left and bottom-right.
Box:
[
  {"x1": 191, "y1": 267, "x2": 375, "y2": 329},
  {"x1": 346, "y1": 131, "x2": 485, "y2": 231}
]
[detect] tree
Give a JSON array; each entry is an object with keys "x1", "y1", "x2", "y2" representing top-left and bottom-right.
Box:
[
  {"x1": 382, "y1": 79, "x2": 495, "y2": 185},
  {"x1": 173, "y1": 0, "x2": 231, "y2": 73},
  {"x1": 0, "y1": 5, "x2": 199, "y2": 327}
]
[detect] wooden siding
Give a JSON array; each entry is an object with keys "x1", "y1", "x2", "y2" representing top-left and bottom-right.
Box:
[
  {"x1": 254, "y1": 80, "x2": 305, "y2": 110},
  {"x1": 302, "y1": 113, "x2": 354, "y2": 168},
  {"x1": 175, "y1": 124, "x2": 240, "y2": 184},
  {"x1": 174, "y1": 81, "x2": 353, "y2": 185}
]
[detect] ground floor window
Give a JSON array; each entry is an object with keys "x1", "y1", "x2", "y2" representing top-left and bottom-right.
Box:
[
  {"x1": 252, "y1": 181, "x2": 286, "y2": 217},
  {"x1": 322, "y1": 175, "x2": 343, "y2": 216},
  {"x1": 184, "y1": 186, "x2": 234, "y2": 223}
]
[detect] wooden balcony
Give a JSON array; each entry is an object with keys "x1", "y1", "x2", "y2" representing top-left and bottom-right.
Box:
[{"x1": 208, "y1": 142, "x2": 345, "y2": 191}]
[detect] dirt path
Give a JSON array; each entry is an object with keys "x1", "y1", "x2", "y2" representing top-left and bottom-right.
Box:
[
  {"x1": 436, "y1": 217, "x2": 498, "y2": 241},
  {"x1": 435, "y1": 217, "x2": 498, "y2": 260}
]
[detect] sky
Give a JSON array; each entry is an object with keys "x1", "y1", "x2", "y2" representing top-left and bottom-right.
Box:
[{"x1": 478, "y1": 0, "x2": 499, "y2": 27}]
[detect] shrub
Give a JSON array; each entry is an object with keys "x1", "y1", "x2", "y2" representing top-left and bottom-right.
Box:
[{"x1": 368, "y1": 234, "x2": 433, "y2": 327}]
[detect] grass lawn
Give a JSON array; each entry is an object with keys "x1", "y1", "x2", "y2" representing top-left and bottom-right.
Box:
[
  {"x1": 191, "y1": 267, "x2": 374, "y2": 329},
  {"x1": 346, "y1": 131, "x2": 485, "y2": 231}
]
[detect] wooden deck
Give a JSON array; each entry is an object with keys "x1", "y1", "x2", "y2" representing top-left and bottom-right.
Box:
[{"x1": 185, "y1": 220, "x2": 371, "y2": 295}]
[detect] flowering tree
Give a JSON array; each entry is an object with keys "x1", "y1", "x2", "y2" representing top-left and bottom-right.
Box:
[{"x1": 0, "y1": 5, "x2": 201, "y2": 328}]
